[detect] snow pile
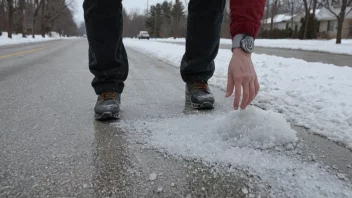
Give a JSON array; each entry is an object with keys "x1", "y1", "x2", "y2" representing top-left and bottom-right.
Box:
[
  {"x1": 212, "y1": 108, "x2": 298, "y2": 149},
  {"x1": 153, "y1": 38, "x2": 352, "y2": 55},
  {"x1": 0, "y1": 32, "x2": 77, "y2": 46},
  {"x1": 138, "y1": 107, "x2": 298, "y2": 150},
  {"x1": 117, "y1": 108, "x2": 352, "y2": 197},
  {"x1": 124, "y1": 39, "x2": 352, "y2": 148}
]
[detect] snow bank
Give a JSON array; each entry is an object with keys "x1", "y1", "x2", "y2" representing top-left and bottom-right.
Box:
[
  {"x1": 153, "y1": 38, "x2": 352, "y2": 55},
  {"x1": 237, "y1": 39, "x2": 352, "y2": 55},
  {"x1": 118, "y1": 108, "x2": 352, "y2": 197},
  {"x1": 124, "y1": 39, "x2": 352, "y2": 149},
  {"x1": 0, "y1": 32, "x2": 77, "y2": 46}
]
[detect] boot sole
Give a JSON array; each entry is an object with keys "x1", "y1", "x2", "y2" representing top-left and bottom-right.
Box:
[
  {"x1": 186, "y1": 94, "x2": 214, "y2": 110},
  {"x1": 191, "y1": 102, "x2": 214, "y2": 109},
  {"x1": 95, "y1": 112, "x2": 120, "y2": 121}
]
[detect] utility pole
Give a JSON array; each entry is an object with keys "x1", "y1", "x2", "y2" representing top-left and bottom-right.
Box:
[
  {"x1": 147, "y1": 0, "x2": 149, "y2": 16},
  {"x1": 154, "y1": 13, "x2": 157, "y2": 37}
]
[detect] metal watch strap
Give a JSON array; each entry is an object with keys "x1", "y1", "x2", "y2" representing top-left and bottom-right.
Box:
[{"x1": 232, "y1": 34, "x2": 254, "y2": 53}]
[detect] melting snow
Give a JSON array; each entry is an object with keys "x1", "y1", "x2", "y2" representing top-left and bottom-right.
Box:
[
  {"x1": 124, "y1": 39, "x2": 352, "y2": 149},
  {"x1": 117, "y1": 107, "x2": 352, "y2": 197}
]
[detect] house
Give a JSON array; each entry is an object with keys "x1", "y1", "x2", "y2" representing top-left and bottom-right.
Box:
[
  {"x1": 261, "y1": 7, "x2": 352, "y2": 39},
  {"x1": 261, "y1": 14, "x2": 295, "y2": 30},
  {"x1": 262, "y1": 10, "x2": 322, "y2": 31},
  {"x1": 315, "y1": 7, "x2": 352, "y2": 38}
]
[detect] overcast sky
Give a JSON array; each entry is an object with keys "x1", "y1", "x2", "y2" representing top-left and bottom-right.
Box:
[{"x1": 73, "y1": 0, "x2": 166, "y2": 24}]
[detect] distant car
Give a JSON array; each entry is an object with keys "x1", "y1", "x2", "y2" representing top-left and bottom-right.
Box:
[{"x1": 137, "y1": 31, "x2": 150, "y2": 40}]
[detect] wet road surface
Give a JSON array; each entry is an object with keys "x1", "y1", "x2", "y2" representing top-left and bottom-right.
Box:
[{"x1": 0, "y1": 39, "x2": 351, "y2": 197}]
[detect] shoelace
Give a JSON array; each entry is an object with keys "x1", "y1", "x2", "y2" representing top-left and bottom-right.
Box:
[
  {"x1": 194, "y1": 82, "x2": 209, "y2": 90},
  {"x1": 100, "y1": 91, "x2": 117, "y2": 100}
]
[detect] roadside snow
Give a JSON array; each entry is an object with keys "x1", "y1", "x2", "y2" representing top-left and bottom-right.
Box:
[
  {"x1": 124, "y1": 39, "x2": 352, "y2": 149},
  {"x1": 118, "y1": 108, "x2": 352, "y2": 197},
  {"x1": 0, "y1": 32, "x2": 76, "y2": 46},
  {"x1": 154, "y1": 38, "x2": 352, "y2": 55}
]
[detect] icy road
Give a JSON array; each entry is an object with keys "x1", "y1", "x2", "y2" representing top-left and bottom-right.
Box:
[{"x1": 0, "y1": 39, "x2": 352, "y2": 197}]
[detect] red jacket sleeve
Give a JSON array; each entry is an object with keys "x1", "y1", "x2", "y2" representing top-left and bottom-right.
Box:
[{"x1": 230, "y1": 0, "x2": 266, "y2": 39}]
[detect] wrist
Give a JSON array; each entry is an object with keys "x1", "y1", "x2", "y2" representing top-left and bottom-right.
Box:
[{"x1": 233, "y1": 48, "x2": 251, "y2": 57}]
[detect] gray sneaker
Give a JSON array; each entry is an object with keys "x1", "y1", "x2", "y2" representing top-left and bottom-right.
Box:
[
  {"x1": 94, "y1": 91, "x2": 121, "y2": 120},
  {"x1": 185, "y1": 82, "x2": 215, "y2": 109}
]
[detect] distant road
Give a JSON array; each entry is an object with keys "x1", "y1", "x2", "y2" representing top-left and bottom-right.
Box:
[{"x1": 163, "y1": 41, "x2": 352, "y2": 67}]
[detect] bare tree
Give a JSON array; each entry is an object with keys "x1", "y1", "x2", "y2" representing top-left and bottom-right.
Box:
[
  {"x1": 284, "y1": 0, "x2": 303, "y2": 34},
  {"x1": 40, "y1": 0, "x2": 45, "y2": 37},
  {"x1": 32, "y1": 0, "x2": 43, "y2": 38},
  {"x1": 7, "y1": 0, "x2": 14, "y2": 38},
  {"x1": 312, "y1": 0, "x2": 318, "y2": 18},
  {"x1": 302, "y1": 0, "x2": 310, "y2": 39},
  {"x1": 45, "y1": 0, "x2": 76, "y2": 36},
  {"x1": 269, "y1": 0, "x2": 281, "y2": 37},
  {"x1": 18, "y1": 0, "x2": 26, "y2": 37},
  {"x1": 122, "y1": 9, "x2": 147, "y2": 38},
  {"x1": 0, "y1": 0, "x2": 6, "y2": 35},
  {"x1": 1, "y1": 0, "x2": 76, "y2": 38},
  {"x1": 319, "y1": 0, "x2": 352, "y2": 44},
  {"x1": 263, "y1": 0, "x2": 270, "y2": 29}
]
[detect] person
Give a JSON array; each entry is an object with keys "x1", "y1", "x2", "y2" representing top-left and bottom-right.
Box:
[{"x1": 83, "y1": 0, "x2": 266, "y2": 120}]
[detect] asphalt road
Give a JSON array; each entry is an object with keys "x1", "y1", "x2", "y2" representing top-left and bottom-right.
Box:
[
  {"x1": 0, "y1": 39, "x2": 351, "y2": 197},
  {"x1": 164, "y1": 42, "x2": 352, "y2": 67}
]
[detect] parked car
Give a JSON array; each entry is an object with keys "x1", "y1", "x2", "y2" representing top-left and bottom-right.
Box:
[{"x1": 137, "y1": 31, "x2": 150, "y2": 40}]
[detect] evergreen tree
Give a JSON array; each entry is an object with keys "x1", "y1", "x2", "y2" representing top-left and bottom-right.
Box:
[
  {"x1": 160, "y1": 1, "x2": 172, "y2": 37},
  {"x1": 145, "y1": 0, "x2": 186, "y2": 38},
  {"x1": 145, "y1": 3, "x2": 163, "y2": 37},
  {"x1": 171, "y1": 0, "x2": 185, "y2": 38},
  {"x1": 299, "y1": 15, "x2": 318, "y2": 39}
]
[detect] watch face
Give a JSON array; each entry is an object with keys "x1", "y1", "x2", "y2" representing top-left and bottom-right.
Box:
[{"x1": 241, "y1": 37, "x2": 254, "y2": 53}]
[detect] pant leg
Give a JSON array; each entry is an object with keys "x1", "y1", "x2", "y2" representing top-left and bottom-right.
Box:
[
  {"x1": 84, "y1": 0, "x2": 128, "y2": 95},
  {"x1": 180, "y1": 0, "x2": 226, "y2": 83}
]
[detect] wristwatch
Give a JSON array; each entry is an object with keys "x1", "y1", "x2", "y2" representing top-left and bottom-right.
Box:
[{"x1": 232, "y1": 34, "x2": 255, "y2": 53}]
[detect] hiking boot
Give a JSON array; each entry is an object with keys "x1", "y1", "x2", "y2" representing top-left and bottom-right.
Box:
[
  {"x1": 185, "y1": 82, "x2": 215, "y2": 109},
  {"x1": 94, "y1": 91, "x2": 121, "y2": 120}
]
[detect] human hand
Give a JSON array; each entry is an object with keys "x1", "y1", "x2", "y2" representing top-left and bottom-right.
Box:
[{"x1": 225, "y1": 48, "x2": 260, "y2": 110}]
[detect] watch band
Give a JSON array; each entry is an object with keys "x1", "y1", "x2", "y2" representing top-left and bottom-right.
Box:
[
  {"x1": 232, "y1": 34, "x2": 246, "y2": 49},
  {"x1": 232, "y1": 34, "x2": 255, "y2": 53}
]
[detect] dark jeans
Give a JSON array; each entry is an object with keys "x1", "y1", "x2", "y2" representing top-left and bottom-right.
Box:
[{"x1": 84, "y1": 0, "x2": 226, "y2": 95}]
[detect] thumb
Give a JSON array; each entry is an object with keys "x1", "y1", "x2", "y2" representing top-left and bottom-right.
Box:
[{"x1": 225, "y1": 72, "x2": 234, "y2": 97}]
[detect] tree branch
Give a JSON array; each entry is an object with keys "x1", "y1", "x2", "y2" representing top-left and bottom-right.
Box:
[
  {"x1": 33, "y1": 0, "x2": 44, "y2": 17},
  {"x1": 47, "y1": 4, "x2": 69, "y2": 22},
  {"x1": 45, "y1": 0, "x2": 74, "y2": 26},
  {"x1": 319, "y1": 0, "x2": 340, "y2": 19},
  {"x1": 347, "y1": 0, "x2": 352, "y2": 6},
  {"x1": 345, "y1": 7, "x2": 352, "y2": 16}
]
